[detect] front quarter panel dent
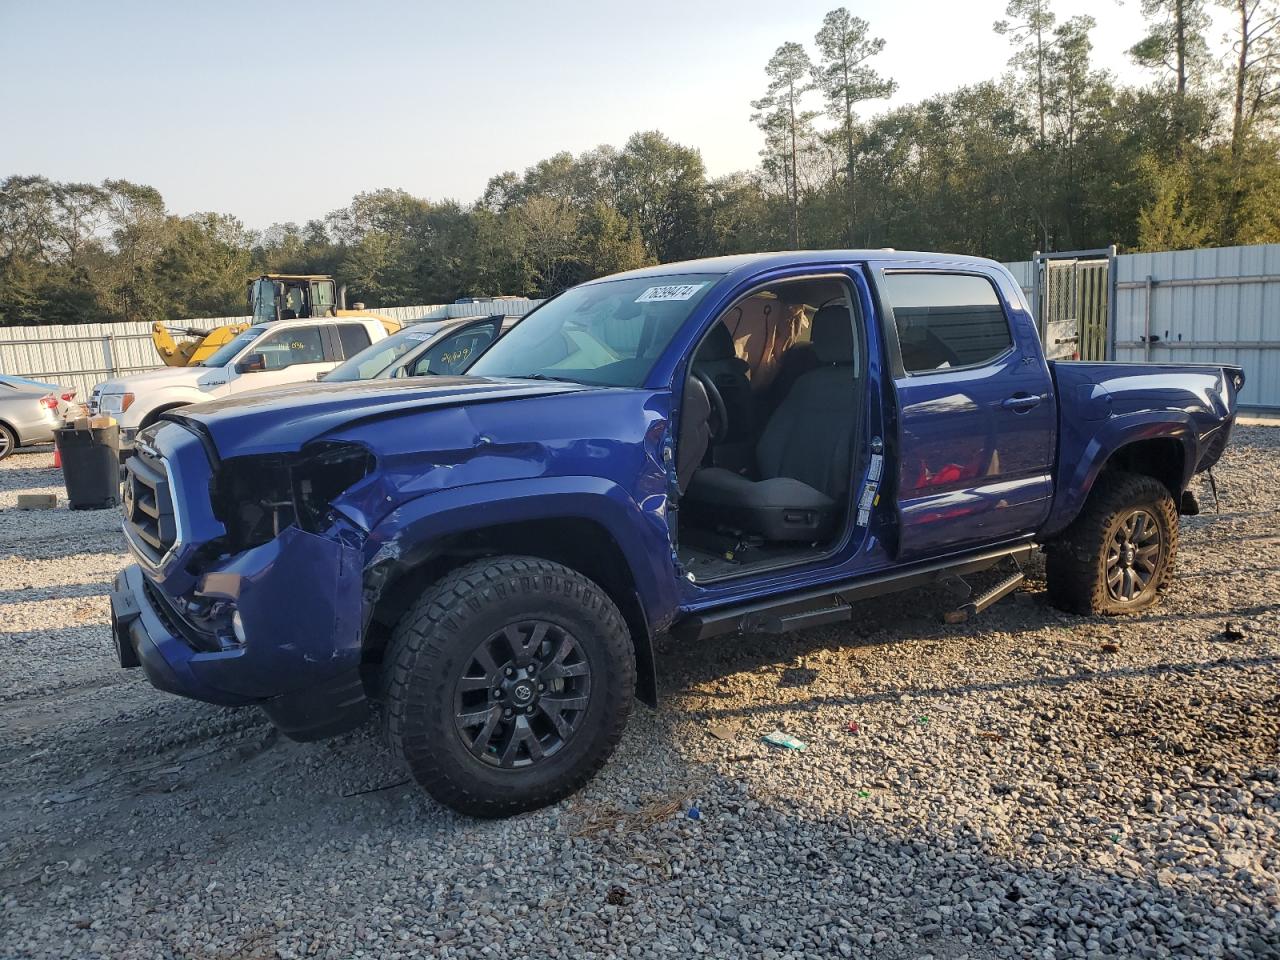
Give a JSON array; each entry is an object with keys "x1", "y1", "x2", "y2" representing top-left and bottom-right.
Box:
[{"x1": 362, "y1": 476, "x2": 678, "y2": 634}]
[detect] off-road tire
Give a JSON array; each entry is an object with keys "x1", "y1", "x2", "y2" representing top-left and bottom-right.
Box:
[
  {"x1": 383, "y1": 555, "x2": 635, "y2": 817},
  {"x1": 1046, "y1": 470, "x2": 1178, "y2": 615}
]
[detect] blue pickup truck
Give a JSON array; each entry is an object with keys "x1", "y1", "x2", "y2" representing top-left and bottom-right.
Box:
[{"x1": 110, "y1": 251, "x2": 1243, "y2": 816}]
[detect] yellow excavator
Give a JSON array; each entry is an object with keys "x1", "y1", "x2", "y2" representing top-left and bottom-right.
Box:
[{"x1": 151, "y1": 274, "x2": 403, "y2": 366}]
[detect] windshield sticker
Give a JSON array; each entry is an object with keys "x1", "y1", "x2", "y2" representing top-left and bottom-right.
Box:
[{"x1": 635, "y1": 283, "x2": 708, "y2": 303}]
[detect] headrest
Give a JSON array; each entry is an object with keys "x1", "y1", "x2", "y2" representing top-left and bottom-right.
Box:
[
  {"x1": 811, "y1": 305, "x2": 854, "y2": 364},
  {"x1": 699, "y1": 321, "x2": 737, "y2": 361}
]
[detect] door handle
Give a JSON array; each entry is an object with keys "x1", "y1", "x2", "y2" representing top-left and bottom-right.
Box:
[{"x1": 1001, "y1": 394, "x2": 1043, "y2": 411}]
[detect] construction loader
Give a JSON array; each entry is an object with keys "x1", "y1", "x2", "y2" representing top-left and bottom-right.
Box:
[{"x1": 151, "y1": 274, "x2": 402, "y2": 366}]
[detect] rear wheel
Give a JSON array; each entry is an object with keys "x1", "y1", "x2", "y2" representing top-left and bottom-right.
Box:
[
  {"x1": 383, "y1": 555, "x2": 635, "y2": 817},
  {"x1": 0, "y1": 423, "x2": 14, "y2": 461},
  {"x1": 1046, "y1": 471, "x2": 1178, "y2": 615}
]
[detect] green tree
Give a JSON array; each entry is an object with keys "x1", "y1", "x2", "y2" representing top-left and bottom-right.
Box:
[
  {"x1": 155, "y1": 212, "x2": 254, "y2": 319},
  {"x1": 1129, "y1": 0, "x2": 1212, "y2": 157},
  {"x1": 812, "y1": 8, "x2": 895, "y2": 243},
  {"x1": 610, "y1": 131, "x2": 707, "y2": 262},
  {"x1": 752, "y1": 42, "x2": 819, "y2": 246},
  {"x1": 1130, "y1": 0, "x2": 1211, "y2": 95},
  {"x1": 1220, "y1": 0, "x2": 1280, "y2": 239},
  {"x1": 1222, "y1": 0, "x2": 1280, "y2": 153},
  {"x1": 578, "y1": 202, "x2": 652, "y2": 278},
  {"x1": 995, "y1": 0, "x2": 1057, "y2": 147}
]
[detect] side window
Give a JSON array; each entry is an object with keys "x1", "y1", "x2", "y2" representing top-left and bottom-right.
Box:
[
  {"x1": 884, "y1": 273, "x2": 1013, "y2": 373},
  {"x1": 254, "y1": 326, "x2": 326, "y2": 371},
  {"x1": 336, "y1": 323, "x2": 372, "y2": 359},
  {"x1": 407, "y1": 322, "x2": 499, "y2": 377}
]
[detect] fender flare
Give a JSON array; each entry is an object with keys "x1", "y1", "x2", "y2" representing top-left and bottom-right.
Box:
[
  {"x1": 129, "y1": 389, "x2": 206, "y2": 430},
  {"x1": 140, "y1": 399, "x2": 198, "y2": 428},
  {"x1": 358, "y1": 476, "x2": 678, "y2": 705},
  {"x1": 1042, "y1": 410, "x2": 1197, "y2": 537}
]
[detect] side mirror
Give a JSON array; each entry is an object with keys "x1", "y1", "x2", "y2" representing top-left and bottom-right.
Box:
[{"x1": 236, "y1": 353, "x2": 267, "y2": 374}]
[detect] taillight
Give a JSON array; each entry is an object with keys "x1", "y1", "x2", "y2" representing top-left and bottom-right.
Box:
[
  {"x1": 38, "y1": 395, "x2": 59, "y2": 411},
  {"x1": 61, "y1": 389, "x2": 77, "y2": 402}
]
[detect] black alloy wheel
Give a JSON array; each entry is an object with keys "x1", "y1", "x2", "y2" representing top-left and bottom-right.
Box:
[
  {"x1": 454, "y1": 620, "x2": 592, "y2": 769},
  {"x1": 1046, "y1": 470, "x2": 1178, "y2": 615},
  {"x1": 1104, "y1": 508, "x2": 1162, "y2": 602},
  {"x1": 383, "y1": 555, "x2": 635, "y2": 817}
]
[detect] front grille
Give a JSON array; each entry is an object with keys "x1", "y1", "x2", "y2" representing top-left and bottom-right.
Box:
[
  {"x1": 88, "y1": 386, "x2": 101, "y2": 414},
  {"x1": 123, "y1": 449, "x2": 178, "y2": 564}
]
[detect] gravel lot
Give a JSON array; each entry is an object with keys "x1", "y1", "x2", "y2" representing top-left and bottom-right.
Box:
[{"x1": 1, "y1": 428, "x2": 1278, "y2": 960}]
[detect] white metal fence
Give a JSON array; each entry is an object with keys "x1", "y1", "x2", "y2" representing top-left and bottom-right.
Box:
[
  {"x1": 1004, "y1": 243, "x2": 1280, "y2": 410},
  {"x1": 0, "y1": 300, "x2": 540, "y2": 399},
  {"x1": 1112, "y1": 245, "x2": 1279, "y2": 411}
]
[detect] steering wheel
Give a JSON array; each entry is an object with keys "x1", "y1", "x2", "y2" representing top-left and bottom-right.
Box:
[{"x1": 694, "y1": 370, "x2": 729, "y2": 444}]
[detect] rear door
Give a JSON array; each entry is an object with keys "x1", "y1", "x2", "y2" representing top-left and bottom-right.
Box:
[{"x1": 880, "y1": 268, "x2": 1055, "y2": 559}]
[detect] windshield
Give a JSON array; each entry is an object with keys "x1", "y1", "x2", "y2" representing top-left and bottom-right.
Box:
[
  {"x1": 325, "y1": 323, "x2": 446, "y2": 382},
  {"x1": 467, "y1": 273, "x2": 723, "y2": 387},
  {"x1": 198, "y1": 327, "x2": 265, "y2": 367}
]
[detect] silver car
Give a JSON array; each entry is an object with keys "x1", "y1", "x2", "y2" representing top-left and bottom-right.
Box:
[
  {"x1": 321, "y1": 314, "x2": 519, "y2": 383},
  {"x1": 0, "y1": 375, "x2": 64, "y2": 460}
]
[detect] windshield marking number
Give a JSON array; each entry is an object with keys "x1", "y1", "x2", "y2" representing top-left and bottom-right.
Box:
[{"x1": 635, "y1": 283, "x2": 707, "y2": 303}]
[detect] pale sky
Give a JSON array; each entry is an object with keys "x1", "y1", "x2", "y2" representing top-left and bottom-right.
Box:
[{"x1": 0, "y1": 0, "x2": 1223, "y2": 231}]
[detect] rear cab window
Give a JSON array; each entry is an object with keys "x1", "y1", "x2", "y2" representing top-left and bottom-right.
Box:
[
  {"x1": 335, "y1": 323, "x2": 372, "y2": 359},
  {"x1": 883, "y1": 272, "x2": 1013, "y2": 374}
]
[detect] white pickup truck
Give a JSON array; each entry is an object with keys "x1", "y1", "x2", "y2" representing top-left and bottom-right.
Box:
[{"x1": 92, "y1": 316, "x2": 391, "y2": 448}]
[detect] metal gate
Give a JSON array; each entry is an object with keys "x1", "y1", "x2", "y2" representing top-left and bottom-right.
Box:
[{"x1": 1032, "y1": 247, "x2": 1115, "y2": 361}]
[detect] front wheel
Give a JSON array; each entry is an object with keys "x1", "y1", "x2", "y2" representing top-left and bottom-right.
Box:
[
  {"x1": 1046, "y1": 471, "x2": 1178, "y2": 615},
  {"x1": 383, "y1": 556, "x2": 635, "y2": 817}
]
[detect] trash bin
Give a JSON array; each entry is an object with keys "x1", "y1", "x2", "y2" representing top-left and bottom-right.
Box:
[{"x1": 55, "y1": 419, "x2": 121, "y2": 510}]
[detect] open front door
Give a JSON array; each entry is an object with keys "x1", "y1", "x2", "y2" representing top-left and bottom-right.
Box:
[{"x1": 881, "y1": 268, "x2": 1056, "y2": 560}]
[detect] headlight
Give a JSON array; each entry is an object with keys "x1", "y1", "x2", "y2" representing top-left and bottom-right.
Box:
[
  {"x1": 290, "y1": 443, "x2": 375, "y2": 530},
  {"x1": 99, "y1": 392, "x2": 134, "y2": 414},
  {"x1": 231, "y1": 610, "x2": 247, "y2": 645},
  {"x1": 211, "y1": 442, "x2": 375, "y2": 551}
]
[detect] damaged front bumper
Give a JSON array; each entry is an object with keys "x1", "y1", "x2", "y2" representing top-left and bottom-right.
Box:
[{"x1": 111, "y1": 524, "x2": 370, "y2": 741}]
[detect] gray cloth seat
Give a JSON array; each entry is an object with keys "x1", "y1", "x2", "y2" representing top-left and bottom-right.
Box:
[
  {"x1": 683, "y1": 305, "x2": 858, "y2": 541},
  {"x1": 692, "y1": 321, "x2": 753, "y2": 441}
]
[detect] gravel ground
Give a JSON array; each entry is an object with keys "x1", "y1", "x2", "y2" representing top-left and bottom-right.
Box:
[{"x1": 1, "y1": 429, "x2": 1278, "y2": 960}]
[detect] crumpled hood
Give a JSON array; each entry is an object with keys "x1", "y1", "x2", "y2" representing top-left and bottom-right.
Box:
[{"x1": 169, "y1": 376, "x2": 590, "y2": 457}]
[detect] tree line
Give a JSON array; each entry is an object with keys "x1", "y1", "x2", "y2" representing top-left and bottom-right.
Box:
[{"x1": 2, "y1": 0, "x2": 1277, "y2": 326}]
